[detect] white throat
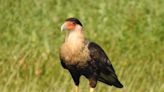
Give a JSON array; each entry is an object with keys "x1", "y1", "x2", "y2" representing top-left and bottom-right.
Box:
[
  {"x1": 65, "y1": 25, "x2": 84, "y2": 43},
  {"x1": 60, "y1": 25, "x2": 90, "y2": 65},
  {"x1": 63, "y1": 25, "x2": 85, "y2": 55}
]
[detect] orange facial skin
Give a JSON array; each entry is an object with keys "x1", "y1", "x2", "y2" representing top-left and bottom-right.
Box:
[{"x1": 65, "y1": 21, "x2": 76, "y2": 30}]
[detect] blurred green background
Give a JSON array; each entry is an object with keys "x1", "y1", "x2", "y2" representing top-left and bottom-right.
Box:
[{"x1": 0, "y1": 0, "x2": 163, "y2": 92}]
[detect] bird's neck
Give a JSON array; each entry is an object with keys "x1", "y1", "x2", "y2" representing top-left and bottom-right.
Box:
[
  {"x1": 60, "y1": 26, "x2": 90, "y2": 64},
  {"x1": 65, "y1": 29, "x2": 85, "y2": 47},
  {"x1": 65, "y1": 25, "x2": 84, "y2": 43}
]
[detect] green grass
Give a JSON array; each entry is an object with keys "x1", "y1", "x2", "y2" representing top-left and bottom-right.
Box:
[{"x1": 0, "y1": 0, "x2": 163, "y2": 92}]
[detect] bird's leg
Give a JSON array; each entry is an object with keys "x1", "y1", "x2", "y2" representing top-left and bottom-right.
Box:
[
  {"x1": 75, "y1": 85, "x2": 79, "y2": 92},
  {"x1": 69, "y1": 71, "x2": 80, "y2": 92},
  {"x1": 89, "y1": 88, "x2": 94, "y2": 92},
  {"x1": 89, "y1": 76, "x2": 97, "y2": 92}
]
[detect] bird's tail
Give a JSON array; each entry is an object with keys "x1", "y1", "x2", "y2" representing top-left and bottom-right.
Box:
[
  {"x1": 112, "y1": 78, "x2": 123, "y2": 88},
  {"x1": 98, "y1": 73, "x2": 123, "y2": 88}
]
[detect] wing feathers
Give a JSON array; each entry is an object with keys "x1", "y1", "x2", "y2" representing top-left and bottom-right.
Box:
[{"x1": 88, "y1": 42, "x2": 123, "y2": 88}]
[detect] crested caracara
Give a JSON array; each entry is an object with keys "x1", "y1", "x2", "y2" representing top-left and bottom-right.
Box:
[{"x1": 59, "y1": 18, "x2": 123, "y2": 92}]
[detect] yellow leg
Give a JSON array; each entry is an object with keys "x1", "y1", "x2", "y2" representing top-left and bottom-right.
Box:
[
  {"x1": 75, "y1": 85, "x2": 79, "y2": 92},
  {"x1": 90, "y1": 88, "x2": 94, "y2": 92}
]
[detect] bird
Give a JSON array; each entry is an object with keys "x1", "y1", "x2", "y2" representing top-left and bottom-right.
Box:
[{"x1": 59, "y1": 18, "x2": 123, "y2": 92}]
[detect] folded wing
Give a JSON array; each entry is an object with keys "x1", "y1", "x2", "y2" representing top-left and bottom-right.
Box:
[{"x1": 88, "y1": 42, "x2": 123, "y2": 88}]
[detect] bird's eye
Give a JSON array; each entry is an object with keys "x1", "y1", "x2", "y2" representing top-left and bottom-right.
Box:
[{"x1": 72, "y1": 22, "x2": 76, "y2": 25}]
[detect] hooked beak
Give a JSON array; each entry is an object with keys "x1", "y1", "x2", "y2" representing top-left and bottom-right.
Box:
[{"x1": 61, "y1": 23, "x2": 66, "y2": 31}]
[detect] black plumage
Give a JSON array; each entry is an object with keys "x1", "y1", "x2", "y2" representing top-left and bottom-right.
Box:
[
  {"x1": 60, "y1": 18, "x2": 123, "y2": 92},
  {"x1": 65, "y1": 18, "x2": 83, "y2": 27},
  {"x1": 60, "y1": 42, "x2": 123, "y2": 88},
  {"x1": 88, "y1": 42, "x2": 123, "y2": 88}
]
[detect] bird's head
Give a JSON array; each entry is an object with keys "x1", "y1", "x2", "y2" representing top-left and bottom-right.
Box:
[{"x1": 61, "y1": 18, "x2": 83, "y2": 32}]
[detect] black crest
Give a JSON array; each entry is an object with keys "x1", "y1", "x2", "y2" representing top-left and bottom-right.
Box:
[{"x1": 65, "y1": 18, "x2": 83, "y2": 26}]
